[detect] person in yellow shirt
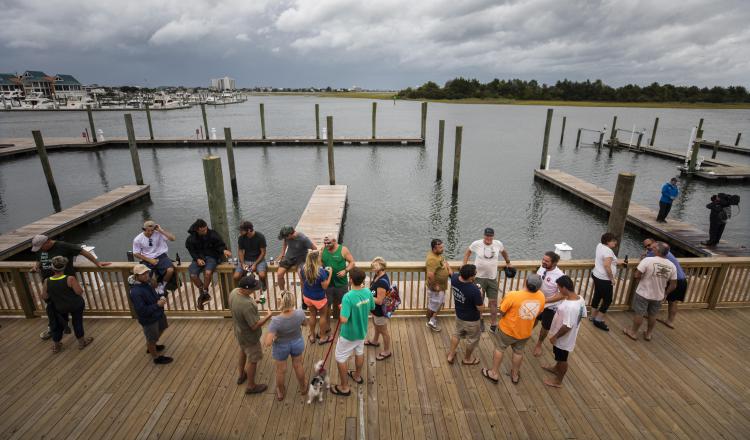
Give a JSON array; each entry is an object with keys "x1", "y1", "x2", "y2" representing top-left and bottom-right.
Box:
[{"x1": 481, "y1": 274, "x2": 545, "y2": 384}]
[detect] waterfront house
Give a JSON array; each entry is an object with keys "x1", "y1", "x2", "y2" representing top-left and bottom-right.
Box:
[{"x1": 0, "y1": 73, "x2": 24, "y2": 99}]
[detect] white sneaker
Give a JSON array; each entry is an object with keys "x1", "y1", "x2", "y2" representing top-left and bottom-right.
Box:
[
  {"x1": 40, "y1": 329, "x2": 52, "y2": 340},
  {"x1": 427, "y1": 320, "x2": 441, "y2": 332},
  {"x1": 156, "y1": 283, "x2": 166, "y2": 295}
]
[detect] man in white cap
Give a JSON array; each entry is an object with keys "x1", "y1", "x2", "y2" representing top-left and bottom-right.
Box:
[
  {"x1": 31, "y1": 234, "x2": 110, "y2": 340},
  {"x1": 132, "y1": 220, "x2": 176, "y2": 295},
  {"x1": 129, "y1": 264, "x2": 173, "y2": 364}
]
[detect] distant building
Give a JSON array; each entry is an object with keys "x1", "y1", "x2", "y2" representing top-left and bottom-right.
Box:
[
  {"x1": 210, "y1": 76, "x2": 236, "y2": 91},
  {"x1": 51, "y1": 74, "x2": 84, "y2": 98},
  {"x1": 0, "y1": 73, "x2": 23, "y2": 98},
  {"x1": 0, "y1": 71, "x2": 83, "y2": 98}
]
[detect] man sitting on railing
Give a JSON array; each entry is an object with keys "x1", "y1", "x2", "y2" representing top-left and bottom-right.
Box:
[
  {"x1": 132, "y1": 220, "x2": 176, "y2": 296},
  {"x1": 185, "y1": 219, "x2": 232, "y2": 310}
]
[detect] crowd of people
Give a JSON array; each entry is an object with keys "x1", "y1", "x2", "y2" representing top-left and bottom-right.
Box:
[{"x1": 30, "y1": 220, "x2": 687, "y2": 397}]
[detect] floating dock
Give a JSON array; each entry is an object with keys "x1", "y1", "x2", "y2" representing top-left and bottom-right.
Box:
[
  {"x1": 534, "y1": 169, "x2": 749, "y2": 257},
  {"x1": 295, "y1": 185, "x2": 348, "y2": 246},
  {"x1": 697, "y1": 139, "x2": 750, "y2": 156},
  {"x1": 0, "y1": 185, "x2": 150, "y2": 260}
]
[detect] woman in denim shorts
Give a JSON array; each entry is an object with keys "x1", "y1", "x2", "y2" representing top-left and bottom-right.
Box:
[{"x1": 263, "y1": 290, "x2": 307, "y2": 401}]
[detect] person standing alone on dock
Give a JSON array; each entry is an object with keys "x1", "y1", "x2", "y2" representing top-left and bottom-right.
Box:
[
  {"x1": 463, "y1": 228, "x2": 513, "y2": 333},
  {"x1": 656, "y1": 178, "x2": 679, "y2": 223},
  {"x1": 132, "y1": 220, "x2": 176, "y2": 295},
  {"x1": 426, "y1": 239, "x2": 452, "y2": 332},
  {"x1": 276, "y1": 226, "x2": 316, "y2": 290},
  {"x1": 590, "y1": 233, "x2": 619, "y2": 332},
  {"x1": 185, "y1": 219, "x2": 232, "y2": 310}
]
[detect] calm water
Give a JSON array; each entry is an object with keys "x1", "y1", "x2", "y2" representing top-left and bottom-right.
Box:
[{"x1": 1, "y1": 96, "x2": 749, "y2": 262}]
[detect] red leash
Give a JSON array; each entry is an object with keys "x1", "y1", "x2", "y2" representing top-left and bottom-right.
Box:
[{"x1": 321, "y1": 318, "x2": 341, "y2": 372}]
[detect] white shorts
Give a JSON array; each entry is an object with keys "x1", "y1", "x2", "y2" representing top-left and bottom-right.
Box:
[
  {"x1": 427, "y1": 289, "x2": 446, "y2": 312},
  {"x1": 335, "y1": 337, "x2": 365, "y2": 363}
]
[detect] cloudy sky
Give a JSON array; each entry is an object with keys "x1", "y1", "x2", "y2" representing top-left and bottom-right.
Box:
[{"x1": 1, "y1": 0, "x2": 748, "y2": 89}]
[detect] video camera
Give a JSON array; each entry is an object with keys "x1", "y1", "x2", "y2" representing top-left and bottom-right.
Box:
[{"x1": 715, "y1": 193, "x2": 741, "y2": 206}]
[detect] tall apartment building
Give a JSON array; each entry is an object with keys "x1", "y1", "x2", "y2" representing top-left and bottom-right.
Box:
[{"x1": 210, "y1": 76, "x2": 236, "y2": 90}]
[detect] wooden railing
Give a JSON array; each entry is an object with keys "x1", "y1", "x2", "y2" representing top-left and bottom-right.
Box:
[{"x1": 1, "y1": 258, "x2": 749, "y2": 318}]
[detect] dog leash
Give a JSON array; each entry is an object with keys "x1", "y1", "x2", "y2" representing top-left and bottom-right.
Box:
[{"x1": 321, "y1": 318, "x2": 342, "y2": 372}]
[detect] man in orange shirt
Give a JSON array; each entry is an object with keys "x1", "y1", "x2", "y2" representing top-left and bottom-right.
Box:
[{"x1": 482, "y1": 274, "x2": 545, "y2": 385}]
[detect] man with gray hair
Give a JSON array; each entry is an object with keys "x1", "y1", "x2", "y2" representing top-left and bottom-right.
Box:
[
  {"x1": 481, "y1": 273, "x2": 545, "y2": 385},
  {"x1": 624, "y1": 241, "x2": 677, "y2": 341}
]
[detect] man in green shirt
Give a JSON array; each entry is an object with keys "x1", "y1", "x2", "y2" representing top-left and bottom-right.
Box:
[
  {"x1": 229, "y1": 276, "x2": 272, "y2": 395},
  {"x1": 321, "y1": 236, "x2": 355, "y2": 320},
  {"x1": 331, "y1": 268, "x2": 374, "y2": 396}
]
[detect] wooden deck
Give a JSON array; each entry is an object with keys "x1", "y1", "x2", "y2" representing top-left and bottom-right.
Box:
[
  {"x1": 697, "y1": 139, "x2": 750, "y2": 156},
  {"x1": 0, "y1": 185, "x2": 150, "y2": 260},
  {"x1": 296, "y1": 185, "x2": 348, "y2": 247},
  {"x1": 534, "y1": 169, "x2": 750, "y2": 257},
  {"x1": 1, "y1": 309, "x2": 749, "y2": 439}
]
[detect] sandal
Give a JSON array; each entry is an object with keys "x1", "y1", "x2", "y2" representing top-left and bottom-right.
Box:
[
  {"x1": 308, "y1": 335, "x2": 317, "y2": 343},
  {"x1": 510, "y1": 370, "x2": 521, "y2": 384},
  {"x1": 376, "y1": 352, "x2": 392, "y2": 361},
  {"x1": 461, "y1": 357, "x2": 480, "y2": 366},
  {"x1": 364, "y1": 340, "x2": 380, "y2": 347},
  {"x1": 78, "y1": 337, "x2": 93, "y2": 350},
  {"x1": 447, "y1": 353, "x2": 455, "y2": 364},
  {"x1": 244, "y1": 384, "x2": 268, "y2": 394},
  {"x1": 347, "y1": 370, "x2": 364, "y2": 384},
  {"x1": 318, "y1": 335, "x2": 334, "y2": 345},
  {"x1": 481, "y1": 368, "x2": 498, "y2": 384},
  {"x1": 330, "y1": 385, "x2": 351, "y2": 396},
  {"x1": 623, "y1": 328, "x2": 638, "y2": 341}
]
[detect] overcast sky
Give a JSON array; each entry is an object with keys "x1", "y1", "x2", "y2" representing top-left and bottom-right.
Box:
[{"x1": 2, "y1": 0, "x2": 748, "y2": 89}]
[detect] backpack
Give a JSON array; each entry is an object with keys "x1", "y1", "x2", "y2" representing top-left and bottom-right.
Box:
[
  {"x1": 381, "y1": 283, "x2": 401, "y2": 318},
  {"x1": 719, "y1": 206, "x2": 732, "y2": 223}
]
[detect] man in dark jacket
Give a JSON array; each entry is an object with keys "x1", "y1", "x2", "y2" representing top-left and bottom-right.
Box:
[
  {"x1": 185, "y1": 218, "x2": 232, "y2": 309},
  {"x1": 702, "y1": 195, "x2": 730, "y2": 246},
  {"x1": 129, "y1": 264, "x2": 172, "y2": 364}
]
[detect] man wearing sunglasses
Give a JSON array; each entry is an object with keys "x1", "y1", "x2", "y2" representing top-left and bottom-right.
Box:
[
  {"x1": 132, "y1": 220, "x2": 176, "y2": 295},
  {"x1": 321, "y1": 236, "x2": 355, "y2": 320}
]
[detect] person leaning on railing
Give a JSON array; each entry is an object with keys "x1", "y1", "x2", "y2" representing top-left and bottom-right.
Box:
[{"x1": 41, "y1": 256, "x2": 93, "y2": 353}]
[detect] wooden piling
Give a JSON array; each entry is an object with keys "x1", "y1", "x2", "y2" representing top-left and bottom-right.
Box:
[
  {"x1": 696, "y1": 118, "x2": 704, "y2": 139},
  {"x1": 607, "y1": 172, "x2": 636, "y2": 255},
  {"x1": 224, "y1": 127, "x2": 238, "y2": 197},
  {"x1": 315, "y1": 104, "x2": 320, "y2": 140},
  {"x1": 202, "y1": 155, "x2": 230, "y2": 246},
  {"x1": 452, "y1": 126, "x2": 463, "y2": 192},
  {"x1": 650, "y1": 117, "x2": 659, "y2": 146},
  {"x1": 32, "y1": 130, "x2": 61, "y2": 212},
  {"x1": 559, "y1": 116, "x2": 566, "y2": 146},
  {"x1": 540, "y1": 108, "x2": 553, "y2": 169},
  {"x1": 327, "y1": 116, "x2": 335, "y2": 185},
  {"x1": 436, "y1": 120, "x2": 445, "y2": 180},
  {"x1": 636, "y1": 132, "x2": 644, "y2": 149},
  {"x1": 688, "y1": 141, "x2": 700, "y2": 173},
  {"x1": 86, "y1": 105, "x2": 97, "y2": 143},
  {"x1": 420, "y1": 102, "x2": 427, "y2": 139},
  {"x1": 200, "y1": 104, "x2": 209, "y2": 140},
  {"x1": 260, "y1": 103, "x2": 266, "y2": 140},
  {"x1": 597, "y1": 131, "x2": 604, "y2": 152},
  {"x1": 712, "y1": 140, "x2": 719, "y2": 159},
  {"x1": 372, "y1": 102, "x2": 377, "y2": 139},
  {"x1": 575, "y1": 128, "x2": 581, "y2": 148},
  {"x1": 145, "y1": 103, "x2": 154, "y2": 140},
  {"x1": 609, "y1": 116, "x2": 618, "y2": 141},
  {"x1": 124, "y1": 114, "x2": 144, "y2": 185},
  {"x1": 736, "y1": 132, "x2": 742, "y2": 146}
]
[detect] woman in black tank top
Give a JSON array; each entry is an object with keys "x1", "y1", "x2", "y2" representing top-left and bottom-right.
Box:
[{"x1": 42, "y1": 256, "x2": 93, "y2": 353}]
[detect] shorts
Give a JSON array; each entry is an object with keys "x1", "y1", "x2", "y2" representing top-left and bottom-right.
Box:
[
  {"x1": 372, "y1": 315, "x2": 388, "y2": 326},
  {"x1": 666, "y1": 279, "x2": 688, "y2": 302},
  {"x1": 536, "y1": 308, "x2": 556, "y2": 331},
  {"x1": 476, "y1": 277, "x2": 499, "y2": 300},
  {"x1": 303, "y1": 296, "x2": 328, "y2": 310},
  {"x1": 632, "y1": 293, "x2": 662, "y2": 316},
  {"x1": 272, "y1": 337, "x2": 305, "y2": 361},
  {"x1": 279, "y1": 255, "x2": 304, "y2": 270},
  {"x1": 141, "y1": 315, "x2": 168, "y2": 343},
  {"x1": 427, "y1": 289, "x2": 445, "y2": 312},
  {"x1": 241, "y1": 341, "x2": 263, "y2": 363},
  {"x1": 335, "y1": 337, "x2": 364, "y2": 363},
  {"x1": 553, "y1": 345, "x2": 569, "y2": 362},
  {"x1": 143, "y1": 253, "x2": 174, "y2": 280},
  {"x1": 453, "y1": 318, "x2": 481, "y2": 350},
  {"x1": 494, "y1": 330, "x2": 529, "y2": 353},
  {"x1": 326, "y1": 286, "x2": 347, "y2": 305},
  {"x1": 234, "y1": 259, "x2": 268, "y2": 274},
  {"x1": 188, "y1": 256, "x2": 219, "y2": 276}
]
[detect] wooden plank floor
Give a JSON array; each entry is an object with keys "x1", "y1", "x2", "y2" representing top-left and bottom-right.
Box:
[
  {"x1": 1, "y1": 309, "x2": 749, "y2": 439},
  {"x1": 534, "y1": 169, "x2": 750, "y2": 257},
  {"x1": 296, "y1": 185, "x2": 348, "y2": 246},
  {"x1": 0, "y1": 185, "x2": 150, "y2": 260}
]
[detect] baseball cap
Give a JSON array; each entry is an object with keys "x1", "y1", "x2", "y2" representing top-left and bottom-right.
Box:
[
  {"x1": 238, "y1": 275, "x2": 259, "y2": 290},
  {"x1": 31, "y1": 235, "x2": 49, "y2": 252},
  {"x1": 278, "y1": 225, "x2": 294, "y2": 240},
  {"x1": 132, "y1": 264, "x2": 151, "y2": 275},
  {"x1": 526, "y1": 273, "x2": 543, "y2": 291},
  {"x1": 484, "y1": 227, "x2": 494, "y2": 236},
  {"x1": 143, "y1": 220, "x2": 156, "y2": 229}
]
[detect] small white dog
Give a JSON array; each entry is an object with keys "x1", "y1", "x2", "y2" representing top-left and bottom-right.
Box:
[{"x1": 307, "y1": 360, "x2": 330, "y2": 404}]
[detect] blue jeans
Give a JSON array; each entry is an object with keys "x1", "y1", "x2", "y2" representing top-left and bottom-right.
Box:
[{"x1": 188, "y1": 256, "x2": 219, "y2": 276}]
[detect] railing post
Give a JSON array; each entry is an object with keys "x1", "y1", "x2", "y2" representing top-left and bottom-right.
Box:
[
  {"x1": 540, "y1": 108, "x2": 553, "y2": 169},
  {"x1": 436, "y1": 119, "x2": 445, "y2": 180},
  {"x1": 200, "y1": 104, "x2": 209, "y2": 140},
  {"x1": 650, "y1": 117, "x2": 659, "y2": 146},
  {"x1": 145, "y1": 102, "x2": 154, "y2": 140},
  {"x1": 87, "y1": 105, "x2": 97, "y2": 142},
  {"x1": 220, "y1": 270, "x2": 231, "y2": 309},
  {"x1": 327, "y1": 116, "x2": 336, "y2": 185},
  {"x1": 32, "y1": 130, "x2": 62, "y2": 212},
  {"x1": 707, "y1": 264, "x2": 731, "y2": 309},
  {"x1": 120, "y1": 269, "x2": 138, "y2": 319},
  {"x1": 10, "y1": 269, "x2": 36, "y2": 318},
  {"x1": 559, "y1": 116, "x2": 566, "y2": 146}
]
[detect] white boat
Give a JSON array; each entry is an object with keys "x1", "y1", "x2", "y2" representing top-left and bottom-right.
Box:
[
  {"x1": 20, "y1": 92, "x2": 57, "y2": 109},
  {"x1": 152, "y1": 93, "x2": 183, "y2": 109}
]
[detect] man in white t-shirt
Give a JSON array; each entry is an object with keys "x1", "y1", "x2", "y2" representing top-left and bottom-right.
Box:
[
  {"x1": 463, "y1": 227, "x2": 513, "y2": 333},
  {"x1": 133, "y1": 220, "x2": 176, "y2": 295},
  {"x1": 542, "y1": 275, "x2": 586, "y2": 388},
  {"x1": 624, "y1": 241, "x2": 677, "y2": 342},
  {"x1": 533, "y1": 251, "x2": 565, "y2": 357}
]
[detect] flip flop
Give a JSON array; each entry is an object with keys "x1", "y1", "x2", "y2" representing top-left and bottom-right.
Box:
[
  {"x1": 656, "y1": 318, "x2": 675, "y2": 329},
  {"x1": 364, "y1": 340, "x2": 380, "y2": 347},
  {"x1": 347, "y1": 370, "x2": 364, "y2": 384},
  {"x1": 461, "y1": 357, "x2": 480, "y2": 365},
  {"x1": 376, "y1": 352, "x2": 392, "y2": 361},
  {"x1": 244, "y1": 384, "x2": 268, "y2": 394},
  {"x1": 318, "y1": 335, "x2": 334, "y2": 345},
  {"x1": 623, "y1": 328, "x2": 638, "y2": 341},
  {"x1": 481, "y1": 368, "x2": 499, "y2": 384},
  {"x1": 447, "y1": 354, "x2": 456, "y2": 364},
  {"x1": 644, "y1": 334, "x2": 653, "y2": 342},
  {"x1": 543, "y1": 377, "x2": 562, "y2": 388},
  {"x1": 308, "y1": 336, "x2": 317, "y2": 343},
  {"x1": 330, "y1": 385, "x2": 351, "y2": 396},
  {"x1": 510, "y1": 371, "x2": 521, "y2": 384}
]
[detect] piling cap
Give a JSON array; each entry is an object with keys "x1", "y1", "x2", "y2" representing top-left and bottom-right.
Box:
[
  {"x1": 278, "y1": 225, "x2": 295, "y2": 240},
  {"x1": 31, "y1": 235, "x2": 49, "y2": 252}
]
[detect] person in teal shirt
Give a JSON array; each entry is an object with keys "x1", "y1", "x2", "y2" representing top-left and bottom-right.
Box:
[{"x1": 331, "y1": 267, "x2": 374, "y2": 396}]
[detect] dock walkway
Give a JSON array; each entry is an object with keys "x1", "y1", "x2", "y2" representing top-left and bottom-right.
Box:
[
  {"x1": 295, "y1": 185, "x2": 348, "y2": 246},
  {"x1": 534, "y1": 169, "x2": 749, "y2": 257},
  {"x1": 698, "y1": 139, "x2": 750, "y2": 156},
  {"x1": 0, "y1": 185, "x2": 150, "y2": 260},
  {"x1": 2, "y1": 309, "x2": 749, "y2": 439}
]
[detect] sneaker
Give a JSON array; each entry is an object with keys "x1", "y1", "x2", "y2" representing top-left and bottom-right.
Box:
[
  {"x1": 427, "y1": 320, "x2": 441, "y2": 332},
  {"x1": 40, "y1": 329, "x2": 52, "y2": 340},
  {"x1": 592, "y1": 320, "x2": 610, "y2": 332},
  {"x1": 146, "y1": 344, "x2": 166, "y2": 353},
  {"x1": 153, "y1": 355, "x2": 173, "y2": 365},
  {"x1": 489, "y1": 325, "x2": 498, "y2": 334},
  {"x1": 156, "y1": 283, "x2": 166, "y2": 295},
  {"x1": 197, "y1": 291, "x2": 211, "y2": 310}
]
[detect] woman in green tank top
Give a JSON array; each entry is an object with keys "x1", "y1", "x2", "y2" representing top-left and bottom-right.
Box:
[{"x1": 41, "y1": 256, "x2": 93, "y2": 353}]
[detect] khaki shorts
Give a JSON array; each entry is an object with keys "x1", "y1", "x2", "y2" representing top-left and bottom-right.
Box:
[
  {"x1": 477, "y1": 277, "x2": 499, "y2": 300},
  {"x1": 494, "y1": 330, "x2": 529, "y2": 353},
  {"x1": 427, "y1": 289, "x2": 445, "y2": 312},
  {"x1": 632, "y1": 293, "x2": 662, "y2": 316},
  {"x1": 454, "y1": 319, "x2": 481, "y2": 350},
  {"x1": 241, "y1": 342, "x2": 263, "y2": 363},
  {"x1": 373, "y1": 315, "x2": 388, "y2": 326}
]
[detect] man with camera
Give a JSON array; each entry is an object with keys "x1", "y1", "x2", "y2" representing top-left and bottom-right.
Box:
[{"x1": 702, "y1": 193, "x2": 739, "y2": 247}]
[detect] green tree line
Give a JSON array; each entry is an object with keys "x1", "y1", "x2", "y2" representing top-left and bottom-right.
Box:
[{"x1": 397, "y1": 78, "x2": 750, "y2": 103}]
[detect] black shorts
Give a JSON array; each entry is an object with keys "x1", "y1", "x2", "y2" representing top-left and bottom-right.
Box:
[
  {"x1": 279, "y1": 255, "x2": 304, "y2": 270},
  {"x1": 666, "y1": 279, "x2": 688, "y2": 302},
  {"x1": 325, "y1": 286, "x2": 347, "y2": 305},
  {"x1": 553, "y1": 346, "x2": 569, "y2": 362},
  {"x1": 536, "y1": 308, "x2": 556, "y2": 330},
  {"x1": 590, "y1": 274, "x2": 613, "y2": 313}
]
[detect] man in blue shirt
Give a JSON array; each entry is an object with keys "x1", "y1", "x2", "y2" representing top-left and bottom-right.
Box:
[
  {"x1": 642, "y1": 239, "x2": 687, "y2": 328},
  {"x1": 446, "y1": 264, "x2": 484, "y2": 366},
  {"x1": 656, "y1": 178, "x2": 679, "y2": 223}
]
